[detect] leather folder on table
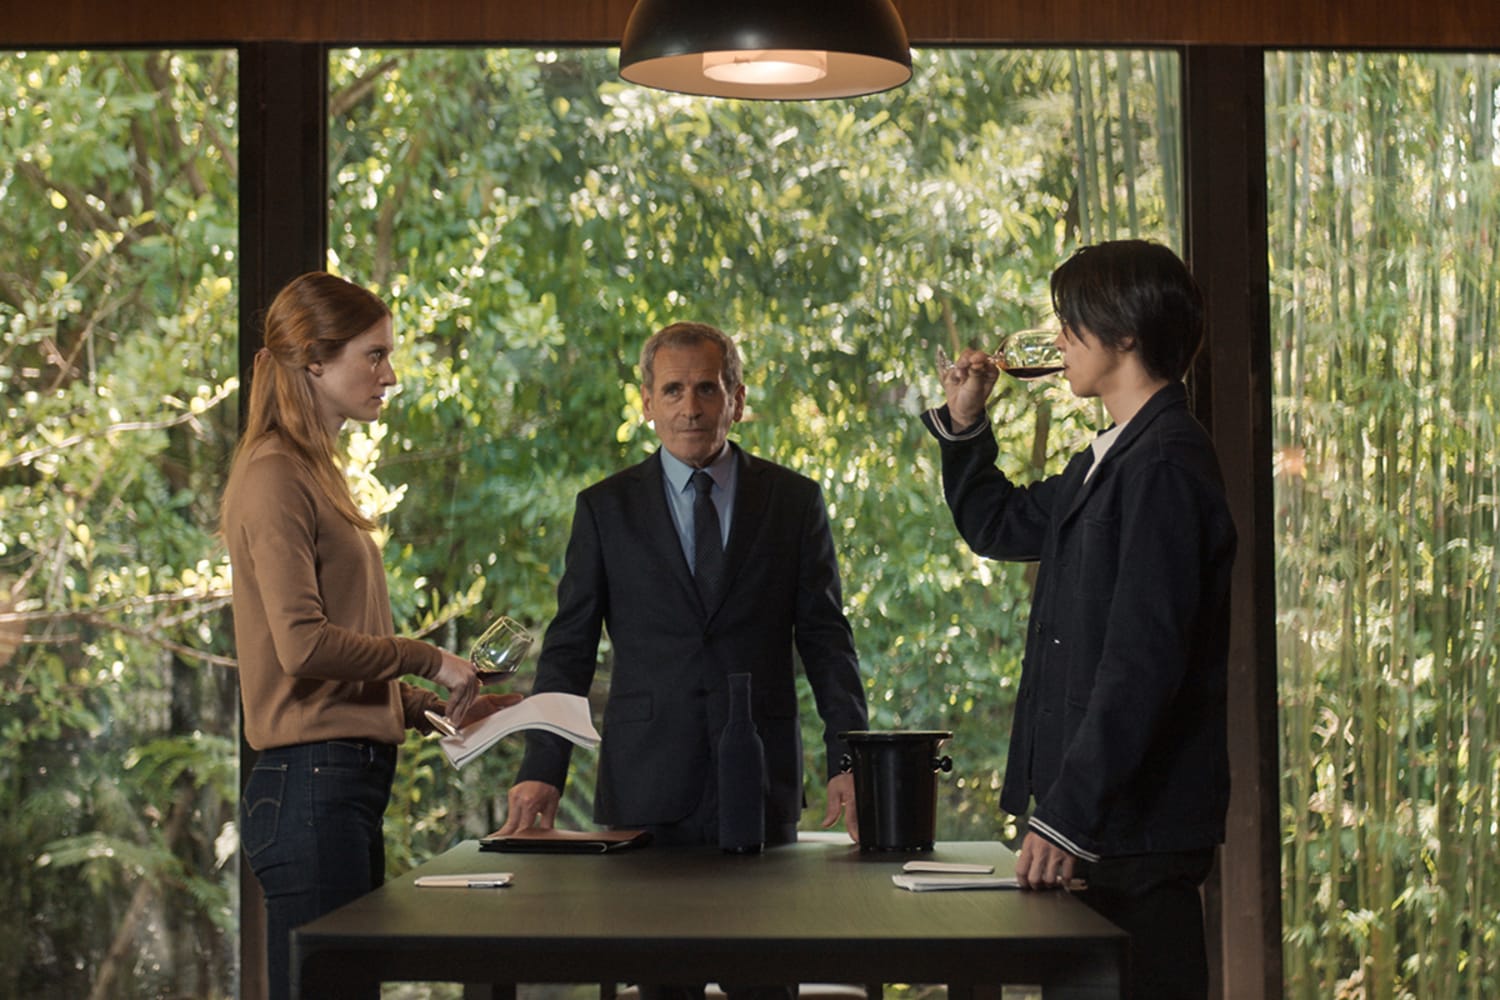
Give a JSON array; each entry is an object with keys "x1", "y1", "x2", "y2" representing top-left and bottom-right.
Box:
[{"x1": 479, "y1": 827, "x2": 652, "y2": 854}]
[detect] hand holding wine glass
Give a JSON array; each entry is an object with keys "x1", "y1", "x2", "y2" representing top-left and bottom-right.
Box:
[
  {"x1": 936, "y1": 328, "x2": 1065, "y2": 381},
  {"x1": 936, "y1": 327, "x2": 1064, "y2": 427},
  {"x1": 426, "y1": 616, "x2": 535, "y2": 737},
  {"x1": 936, "y1": 346, "x2": 1002, "y2": 428}
]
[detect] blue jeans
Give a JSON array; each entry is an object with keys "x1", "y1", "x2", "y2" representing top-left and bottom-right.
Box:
[{"x1": 241, "y1": 739, "x2": 397, "y2": 1000}]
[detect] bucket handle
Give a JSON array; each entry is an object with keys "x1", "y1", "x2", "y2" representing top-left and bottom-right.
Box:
[{"x1": 841, "y1": 753, "x2": 953, "y2": 774}]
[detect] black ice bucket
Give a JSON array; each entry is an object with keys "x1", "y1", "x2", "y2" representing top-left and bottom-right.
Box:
[{"x1": 839, "y1": 730, "x2": 953, "y2": 852}]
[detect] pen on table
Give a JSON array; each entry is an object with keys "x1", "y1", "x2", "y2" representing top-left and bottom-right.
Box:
[{"x1": 414, "y1": 873, "x2": 513, "y2": 889}]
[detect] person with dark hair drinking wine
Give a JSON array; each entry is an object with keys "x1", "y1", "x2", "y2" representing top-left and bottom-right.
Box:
[{"x1": 923, "y1": 240, "x2": 1237, "y2": 1000}]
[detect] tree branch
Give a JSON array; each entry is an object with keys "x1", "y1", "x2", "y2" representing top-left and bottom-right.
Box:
[
  {"x1": 329, "y1": 55, "x2": 402, "y2": 118},
  {"x1": 2, "y1": 379, "x2": 236, "y2": 470}
]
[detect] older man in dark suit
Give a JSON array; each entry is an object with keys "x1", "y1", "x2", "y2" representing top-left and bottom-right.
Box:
[{"x1": 498, "y1": 321, "x2": 868, "y2": 851}]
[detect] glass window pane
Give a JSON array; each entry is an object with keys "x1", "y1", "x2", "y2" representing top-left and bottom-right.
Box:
[
  {"x1": 1269, "y1": 51, "x2": 1500, "y2": 999},
  {"x1": 0, "y1": 50, "x2": 239, "y2": 999},
  {"x1": 324, "y1": 47, "x2": 1182, "y2": 870}
]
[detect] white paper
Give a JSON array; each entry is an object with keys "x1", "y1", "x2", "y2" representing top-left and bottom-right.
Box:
[
  {"x1": 901, "y1": 861, "x2": 996, "y2": 874},
  {"x1": 439, "y1": 692, "x2": 601, "y2": 769},
  {"x1": 892, "y1": 873, "x2": 1022, "y2": 892},
  {"x1": 413, "y1": 872, "x2": 513, "y2": 888}
]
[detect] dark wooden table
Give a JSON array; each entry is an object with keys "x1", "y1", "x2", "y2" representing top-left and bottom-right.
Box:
[{"x1": 292, "y1": 839, "x2": 1125, "y2": 1000}]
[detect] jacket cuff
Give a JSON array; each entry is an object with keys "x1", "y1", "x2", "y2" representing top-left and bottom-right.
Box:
[
  {"x1": 1028, "y1": 815, "x2": 1103, "y2": 863},
  {"x1": 921, "y1": 405, "x2": 991, "y2": 442}
]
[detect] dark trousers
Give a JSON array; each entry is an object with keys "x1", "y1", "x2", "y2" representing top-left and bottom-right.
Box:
[
  {"x1": 241, "y1": 739, "x2": 397, "y2": 1000},
  {"x1": 1074, "y1": 848, "x2": 1217, "y2": 1000}
]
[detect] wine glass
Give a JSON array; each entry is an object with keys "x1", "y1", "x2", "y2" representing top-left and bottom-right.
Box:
[
  {"x1": 995, "y1": 328, "x2": 1065, "y2": 379},
  {"x1": 935, "y1": 327, "x2": 1065, "y2": 381},
  {"x1": 425, "y1": 616, "x2": 535, "y2": 738},
  {"x1": 470, "y1": 616, "x2": 535, "y2": 681}
]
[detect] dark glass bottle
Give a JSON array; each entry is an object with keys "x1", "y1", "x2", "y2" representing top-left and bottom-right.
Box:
[{"x1": 718, "y1": 672, "x2": 766, "y2": 854}]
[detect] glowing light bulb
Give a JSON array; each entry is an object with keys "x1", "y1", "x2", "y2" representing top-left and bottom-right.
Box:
[{"x1": 701, "y1": 49, "x2": 829, "y2": 86}]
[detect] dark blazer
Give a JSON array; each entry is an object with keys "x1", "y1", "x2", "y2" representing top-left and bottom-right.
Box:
[
  {"x1": 923, "y1": 383, "x2": 1235, "y2": 860},
  {"x1": 518, "y1": 443, "x2": 868, "y2": 833}
]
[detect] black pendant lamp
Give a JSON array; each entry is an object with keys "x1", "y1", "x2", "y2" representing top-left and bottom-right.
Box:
[{"x1": 618, "y1": 0, "x2": 913, "y2": 101}]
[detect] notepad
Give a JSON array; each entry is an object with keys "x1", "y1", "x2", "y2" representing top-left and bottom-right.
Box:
[
  {"x1": 901, "y1": 860, "x2": 996, "y2": 874},
  {"x1": 893, "y1": 873, "x2": 1087, "y2": 892},
  {"x1": 437, "y1": 692, "x2": 601, "y2": 769},
  {"x1": 893, "y1": 874, "x2": 1022, "y2": 891}
]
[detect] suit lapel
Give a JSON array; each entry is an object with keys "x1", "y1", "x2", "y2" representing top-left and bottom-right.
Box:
[
  {"x1": 635, "y1": 444, "x2": 764, "y2": 622},
  {"x1": 718, "y1": 445, "x2": 767, "y2": 617},
  {"x1": 1058, "y1": 382, "x2": 1186, "y2": 525},
  {"x1": 629, "y1": 451, "x2": 701, "y2": 603}
]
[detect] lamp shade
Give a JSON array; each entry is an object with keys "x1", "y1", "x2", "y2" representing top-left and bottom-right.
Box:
[{"x1": 618, "y1": 0, "x2": 912, "y2": 101}]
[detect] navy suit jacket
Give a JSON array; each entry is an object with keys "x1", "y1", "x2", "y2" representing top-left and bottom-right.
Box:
[
  {"x1": 518, "y1": 443, "x2": 868, "y2": 831},
  {"x1": 923, "y1": 383, "x2": 1235, "y2": 860}
]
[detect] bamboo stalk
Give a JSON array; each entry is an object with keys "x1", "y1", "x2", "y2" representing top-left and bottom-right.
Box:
[
  {"x1": 1150, "y1": 53, "x2": 1179, "y2": 243},
  {"x1": 1095, "y1": 53, "x2": 1119, "y2": 237},
  {"x1": 1115, "y1": 51, "x2": 1139, "y2": 232}
]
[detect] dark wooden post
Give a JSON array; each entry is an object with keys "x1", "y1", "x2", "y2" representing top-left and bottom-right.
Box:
[
  {"x1": 1181, "y1": 44, "x2": 1283, "y2": 1000},
  {"x1": 236, "y1": 40, "x2": 328, "y2": 1000}
]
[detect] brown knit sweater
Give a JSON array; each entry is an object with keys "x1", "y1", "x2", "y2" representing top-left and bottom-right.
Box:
[{"x1": 223, "y1": 434, "x2": 442, "y2": 750}]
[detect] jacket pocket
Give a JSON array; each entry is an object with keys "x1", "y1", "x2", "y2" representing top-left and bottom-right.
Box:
[{"x1": 1074, "y1": 511, "x2": 1121, "y2": 600}]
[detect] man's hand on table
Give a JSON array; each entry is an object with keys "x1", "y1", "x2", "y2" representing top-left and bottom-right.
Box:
[
  {"x1": 497, "y1": 780, "x2": 561, "y2": 835},
  {"x1": 820, "y1": 771, "x2": 859, "y2": 843},
  {"x1": 1014, "y1": 831, "x2": 1079, "y2": 890}
]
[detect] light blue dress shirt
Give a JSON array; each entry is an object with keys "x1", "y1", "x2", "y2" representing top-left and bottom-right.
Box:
[{"x1": 659, "y1": 445, "x2": 737, "y2": 573}]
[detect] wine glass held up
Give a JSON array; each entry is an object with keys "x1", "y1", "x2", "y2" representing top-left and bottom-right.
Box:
[
  {"x1": 935, "y1": 327, "x2": 1066, "y2": 381},
  {"x1": 995, "y1": 328, "x2": 1066, "y2": 379}
]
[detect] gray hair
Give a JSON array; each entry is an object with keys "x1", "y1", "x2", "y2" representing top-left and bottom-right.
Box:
[{"x1": 639, "y1": 322, "x2": 743, "y2": 391}]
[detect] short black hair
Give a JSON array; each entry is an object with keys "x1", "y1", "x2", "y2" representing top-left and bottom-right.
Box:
[{"x1": 1050, "y1": 239, "x2": 1204, "y2": 382}]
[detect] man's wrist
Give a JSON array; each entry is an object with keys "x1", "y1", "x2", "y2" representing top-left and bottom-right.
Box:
[
  {"x1": 949, "y1": 408, "x2": 984, "y2": 432},
  {"x1": 922, "y1": 405, "x2": 990, "y2": 443}
]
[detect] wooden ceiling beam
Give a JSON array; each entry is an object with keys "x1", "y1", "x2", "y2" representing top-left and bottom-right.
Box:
[{"x1": 5, "y1": 0, "x2": 1499, "y2": 50}]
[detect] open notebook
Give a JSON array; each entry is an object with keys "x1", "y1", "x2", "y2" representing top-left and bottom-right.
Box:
[{"x1": 437, "y1": 692, "x2": 600, "y2": 768}]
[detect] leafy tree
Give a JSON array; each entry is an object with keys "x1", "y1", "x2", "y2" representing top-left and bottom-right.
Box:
[
  {"x1": 1269, "y1": 51, "x2": 1500, "y2": 999},
  {"x1": 0, "y1": 50, "x2": 239, "y2": 998},
  {"x1": 325, "y1": 46, "x2": 1179, "y2": 860},
  {"x1": 0, "y1": 44, "x2": 1176, "y2": 997}
]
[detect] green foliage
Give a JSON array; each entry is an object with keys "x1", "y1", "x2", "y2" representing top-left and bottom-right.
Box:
[
  {"x1": 1, "y1": 44, "x2": 1177, "y2": 997},
  {"x1": 0, "y1": 49, "x2": 240, "y2": 998},
  {"x1": 1269, "y1": 51, "x2": 1500, "y2": 999},
  {"x1": 8, "y1": 40, "x2": 1496, "y2": 1000},
  {"x1": 325, "y1": 46, "x2": 1179, "y2": 863}
]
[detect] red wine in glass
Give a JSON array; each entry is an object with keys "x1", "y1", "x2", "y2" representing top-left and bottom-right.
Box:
[
  {"x1": 936, "y1": 328, "x2": 1064, "y2": 380},
  {"x1": 996, "y1": 329, "x2": 1065, "y2": 379}
]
